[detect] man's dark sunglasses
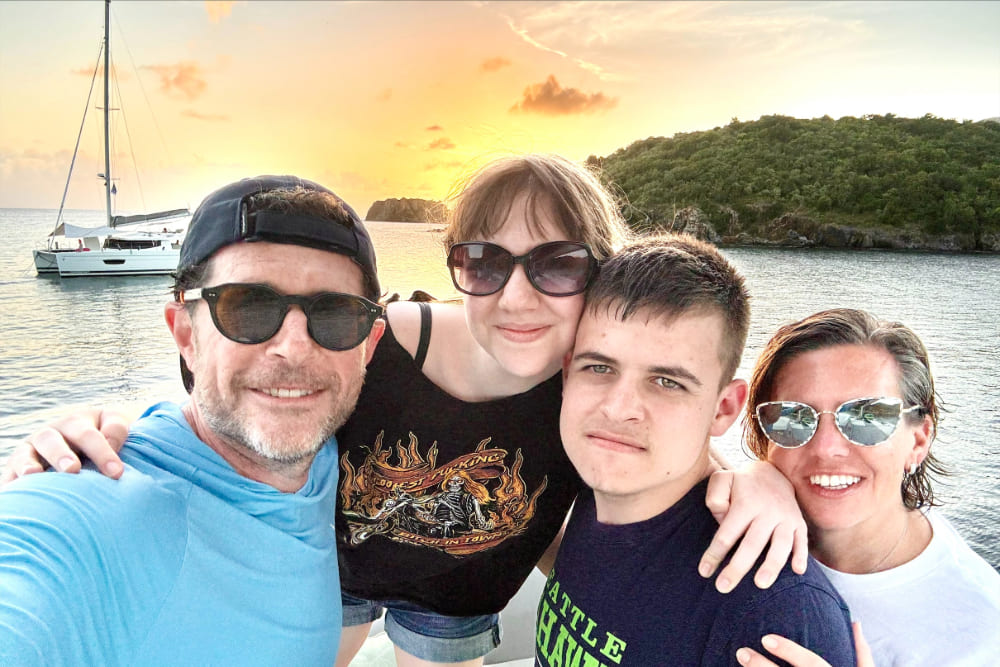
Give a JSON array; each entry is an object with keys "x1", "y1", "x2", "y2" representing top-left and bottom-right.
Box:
[
  {"x1": 446, "y1": 241, "x2": 597, "y2": 297},
  {"x1": 178, "y1": 283, "x2": 383, "y2": 351}
]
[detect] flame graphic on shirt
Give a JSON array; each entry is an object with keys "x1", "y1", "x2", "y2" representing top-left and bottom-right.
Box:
[{"x1": 340, "y1": 432, "x2": 547, "y2": 556}]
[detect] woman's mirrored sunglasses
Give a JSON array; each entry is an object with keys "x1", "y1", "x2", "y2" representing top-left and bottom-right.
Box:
[
  {"x1": 754, "y1": 397, "x2": 923, "y2": 449},
  {"x1": 178, "y1": 283, "x2": 383, "y2": 351},
  {"x1": 446, "y1": 241, "x2": 597, "y2": 297}
]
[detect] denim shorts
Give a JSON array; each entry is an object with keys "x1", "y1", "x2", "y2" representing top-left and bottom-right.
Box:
[{"x1": 342, "y1": 591, "x2": 502, "y2": 662}]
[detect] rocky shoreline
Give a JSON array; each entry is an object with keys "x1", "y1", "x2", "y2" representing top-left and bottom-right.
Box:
[
  {"x1": 666, "y1": 207, "x2": 1000, "y2": 253},
  {"x1": 364, "y1": 198, "x2": 1000, "y2": 253}
]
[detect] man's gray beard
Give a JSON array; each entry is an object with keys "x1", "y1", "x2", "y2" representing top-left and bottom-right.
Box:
[{"x1": 193, "y1": 370, "x2": 364, "y2": 466}]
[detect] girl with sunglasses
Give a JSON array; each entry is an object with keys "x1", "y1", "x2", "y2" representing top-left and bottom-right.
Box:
[
  {"x1": 737, "y1": 308, "x2": 1000, "y2": 667},
  {"x1": 6, "y1": 154, "x2": 807, "y2": 667}
]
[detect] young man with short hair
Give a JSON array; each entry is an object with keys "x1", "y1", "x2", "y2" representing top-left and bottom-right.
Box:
[{"x1": 537, "y1": 235, "x2": 856, "y2": 666}]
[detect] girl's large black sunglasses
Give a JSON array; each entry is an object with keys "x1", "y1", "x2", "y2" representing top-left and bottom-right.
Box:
[{"x1": 446, "y1": 241, "x2": 596, "y2": 297}]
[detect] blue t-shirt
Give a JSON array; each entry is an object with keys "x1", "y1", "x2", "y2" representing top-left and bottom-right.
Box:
[
  {"x1": 0, "y1": 402, "x2": 342, "y2": 666},
  {"x1": 536, "y1": 479, "x2": 856, "y2": 666}
]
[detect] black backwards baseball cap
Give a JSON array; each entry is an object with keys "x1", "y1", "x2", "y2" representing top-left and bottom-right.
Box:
[
  {"x1": 177, "y1": 175, "x2": 380, "y2": 393},
  {"x1": 178, "y1": 175, "x2": 380, "y2": 299}
]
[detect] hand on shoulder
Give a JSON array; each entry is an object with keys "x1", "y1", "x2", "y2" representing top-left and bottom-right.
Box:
[
  {"x1": 736, "y1": 622, "x2": 874, "y2": 667},
  {"x1": 1, "y1": 406, "x2": 132, "y2": 484},
  {"x1": 700, "y1": 461, "x2": 809, "y2": 593}
]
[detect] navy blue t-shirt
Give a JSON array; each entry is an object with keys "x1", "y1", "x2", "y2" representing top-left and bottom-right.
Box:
[{"x1": 536, "y1": 479, "x2": 856, "y2": 666}]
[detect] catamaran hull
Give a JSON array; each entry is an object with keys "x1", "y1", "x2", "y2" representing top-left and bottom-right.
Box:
[
  {"x1": 32, "y1": 249, "x2": 60, "y2": 273},
  {"x1": 55, "y1": 248, "x2": 180, "y2": 277}
]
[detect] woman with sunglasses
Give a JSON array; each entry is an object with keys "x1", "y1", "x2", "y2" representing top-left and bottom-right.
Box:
[
  {"x1": 329, "y1": 153, "x2": 629, "y2": 665},
  {"x1": 6, "y1": 154, "x2": 807, "y2": 667},
  {"x1": 737, "y1": 308, "x2": 1000, "y2": 667}
]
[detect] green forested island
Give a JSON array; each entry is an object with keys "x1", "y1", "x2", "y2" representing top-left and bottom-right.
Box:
[{"x1": 589, "y1": 114, "x2": 1000, "y2": 252}]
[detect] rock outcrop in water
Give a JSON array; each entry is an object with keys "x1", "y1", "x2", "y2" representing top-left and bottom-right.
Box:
[{"x1": 365, "y1": 198, "x2": 443, "y2": 223}]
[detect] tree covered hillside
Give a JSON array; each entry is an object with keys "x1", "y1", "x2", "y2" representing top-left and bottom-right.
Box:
[{"x1": 592, "y1": 114, "x2": 1000, "y2": 250}]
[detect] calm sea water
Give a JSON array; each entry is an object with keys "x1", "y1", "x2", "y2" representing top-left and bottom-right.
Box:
[{"x1": 1, "y1": 208, "x2": 997, "y2": 569}]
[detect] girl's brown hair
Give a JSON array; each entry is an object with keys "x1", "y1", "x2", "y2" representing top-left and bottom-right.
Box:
[{"x1": 442, "y1": 154, "x2": 630, "y2": 261}]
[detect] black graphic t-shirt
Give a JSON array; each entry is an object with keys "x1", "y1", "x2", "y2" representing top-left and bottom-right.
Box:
[{"x1": 336, "y1": 312, "x2": 582, "y2": 616}]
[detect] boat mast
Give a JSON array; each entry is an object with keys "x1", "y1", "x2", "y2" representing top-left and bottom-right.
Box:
[{"x1": 102, "y1": 0, "x2": 112, "y2": 227}]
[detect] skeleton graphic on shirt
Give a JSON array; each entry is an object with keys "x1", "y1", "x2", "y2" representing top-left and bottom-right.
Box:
[{"x1": 340, "y1": 431, "x2": 546, "y2": 556}]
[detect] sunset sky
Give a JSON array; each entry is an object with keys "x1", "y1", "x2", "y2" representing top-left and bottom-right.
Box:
[{"x1": 1, "y1": 0, "x2": 997, "y2": 218}]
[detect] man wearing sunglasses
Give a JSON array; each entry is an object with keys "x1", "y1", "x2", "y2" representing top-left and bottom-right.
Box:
[
  {"x1": 0, "y1": 176, "x2": 384, "y2": 664},
  {"x1": 538, "y1": 235, "x2": 857, "y2": 666}
]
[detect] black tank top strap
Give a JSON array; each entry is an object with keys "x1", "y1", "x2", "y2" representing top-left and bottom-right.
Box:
[{"x1": 413, "y1": 301, "x2": 432, "y2": 370}]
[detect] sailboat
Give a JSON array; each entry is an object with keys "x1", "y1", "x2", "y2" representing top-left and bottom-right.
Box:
[{"x1": 33, "y1": 0, "x2": 190, "y2": 277}]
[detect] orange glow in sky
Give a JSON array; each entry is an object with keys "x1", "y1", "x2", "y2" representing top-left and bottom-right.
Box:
[{"x1": 1, "y1": 1, "x2": 998, "y2": 217}]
